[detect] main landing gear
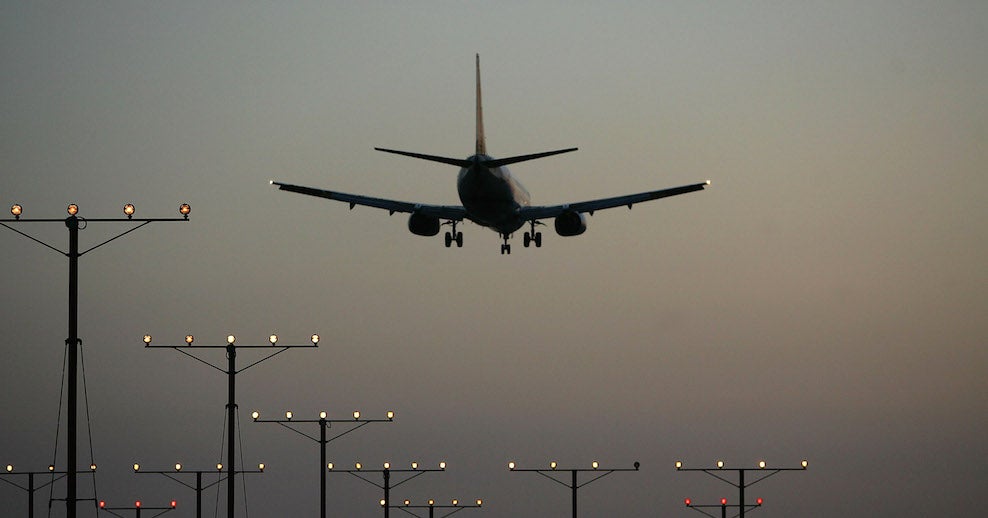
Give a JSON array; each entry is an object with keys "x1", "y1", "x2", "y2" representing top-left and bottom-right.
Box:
[
  {"x1": 500, "y1": 233, "x2": 511, "y2": 255},
  {"x1": 523, "y1": 220, "x2": 543, "y2": 248},
  {"x1": 443, "y1": 221, "x2": 463, "y2": 248}
]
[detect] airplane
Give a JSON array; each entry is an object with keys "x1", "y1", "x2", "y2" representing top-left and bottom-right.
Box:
[{"x1": 271, "y1": 54, "x2": 709, "y2": 254}]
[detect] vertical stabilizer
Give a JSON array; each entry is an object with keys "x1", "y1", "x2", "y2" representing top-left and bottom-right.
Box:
[{"x1": 475, "y1": 53, "x2": 486, "y2": 155}]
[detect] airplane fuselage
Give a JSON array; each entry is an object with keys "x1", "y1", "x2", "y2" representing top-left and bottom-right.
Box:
[{"x1": 457, "y1": 154, "x2": 531, "y2": 234}]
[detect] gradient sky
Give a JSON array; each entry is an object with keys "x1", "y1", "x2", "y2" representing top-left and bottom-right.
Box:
[{"x1": 2, "y1": 2, "x2": 985, "y2": 517}]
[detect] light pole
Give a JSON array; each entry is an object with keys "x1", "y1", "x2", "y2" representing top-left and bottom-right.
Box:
[
  {"x1": 98, "y1": 500, "x2": 177, "y2": 518},
  {"x1": 142, "y1": 333, "x2": 318, "y2": 518},
  {"x1": 382, "y1": 498, "x2": 483, "y2": 518},
  {"x1": 327, "y1": 461, "x2": 448, "y2": 518},
  {"x1": 0, "y1": 464, "x2": 67, "y2": 518},
  {"x1": 251, "y1": 409, "x2": 395, "y2": 518},
  {"x1": 507, "y1": 460, "x2": 640, "y2": 518},
  {"x1": 1, "y1": 202, "x2": 190, "y2": 518},
  {"x1": 675, "y1": 460, "x2": 807, "y2": 518},
  {"x1": 683, "y1": 497, "x2": 763, "y2": 518},
  {"x1": 131, "y1": 463, "x2": 265, "y2": 518}
]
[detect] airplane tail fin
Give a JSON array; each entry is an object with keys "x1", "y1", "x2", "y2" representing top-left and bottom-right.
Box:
[
  {"x1": 375, "y1": 55, "x2": 577, "y2": 169},
  {"x1": 476, "y1": 53, "x2": 486, "y2": 155}
]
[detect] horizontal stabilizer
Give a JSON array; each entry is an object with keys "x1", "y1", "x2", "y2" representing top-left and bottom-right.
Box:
[
  {"x1": 375, "y1": 148, "x2": 472, "y2": 168},
  {"x1": 482, "y1": 147, "x2": 578, "y2": 168}
]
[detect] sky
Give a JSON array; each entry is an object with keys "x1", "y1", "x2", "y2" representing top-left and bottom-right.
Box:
[{"x1": 1, "y1": 1, "x2": 985, "y2": 516}]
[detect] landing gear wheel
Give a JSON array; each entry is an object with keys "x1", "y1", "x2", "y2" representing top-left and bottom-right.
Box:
[
  {"x1": 444, "y1": 231, "x2": 453, "y2": 248},
  {"x1": 455, "y1": 232, "x2": 463, "y2": 247},
  {"x1": 526, "y1": 220, "x2": 544, "y2": 249},
  {"x1": 500, "y1": 243, "x2": 511, "y2": 255}
]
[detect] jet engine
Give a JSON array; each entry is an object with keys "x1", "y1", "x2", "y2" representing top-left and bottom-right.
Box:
[
  {"x1": 554, "y1": 210, "x2": 587, "y2": 236},
  {"x1": 407, "y1": 212, "x2": 441, "y2": 236}
]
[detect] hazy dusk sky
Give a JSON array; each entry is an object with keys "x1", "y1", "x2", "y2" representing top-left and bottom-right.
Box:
[{"x1": 2, "y1": 2, "x2": 986, "y2": 516}]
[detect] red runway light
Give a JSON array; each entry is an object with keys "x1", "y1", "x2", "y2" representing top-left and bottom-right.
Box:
[
  {"x1": 721, "y1": 498, "x2": 728, "y2": 505},
  {"x1": 684, "y1": 498, "x2": 692, "y2": 506}
]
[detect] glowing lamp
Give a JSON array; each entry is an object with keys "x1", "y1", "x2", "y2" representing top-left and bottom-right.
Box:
[
  {"x1": 124, "y1": 204, "x2": 135, "y2": 218},
  {"x1": 757, "y1": 497, "x2": 764, "y2": 505},
  {"x1": 428, "y1": 500, "x2": 435, "y2": 506},
  {"x1": 171, "y1": 500, "x2": 177, "y2": 508},
  {"x1": 759, "y1": 460, "x2": 766, "y2": 469},
  {"x1": 439, "y1": 461, "x2": 446, "y2": 470},
  {"x1": 319, "y1": 411, "x2": 327, "y2": 419},
  {"x1": 5, "y1": 465, "x2": 12, "y2": 472},
  {"x1": 721, "y1": 498, "x2": 728, "y2": 505},
  {"x1": 592, "y1": 461, "x2": 599, "y2": 469},
  {"x1": 476, "y1": 499, "x2": 483, "y2": 506},
  {"x1": 508, "y1": 461, "x2": 515, "y2": 470},
  {"x1": 179, "y1": 203, "x2": 191, "y2": 217},
  {"x1": 452, "y1": 499, "x2": 458, "y2": 506},
  {"x1": 11, "y1": 204, "x2": 22, "y2": 218},
  {"x1": 216, "y1": 463, "x2": 223, "y2": 471},
  {"x1": 310, "y1": 334, "x2": 320, "y2": 344},
  {"x1": 716, "y1": 460, "x2": 724, "y2": 469},
  {"x1": 90, "y1": 463, "x2": 97, "y2": 471},
  {"x1": 387, "y1": 410, "x2": 395, "y2": 420},
  {"x1": 133, "y1": 464, "x2": 140, "y2": 472},
  {"x1": 185, "y1": 335, "x2": 194, "y2": 345},
  {"x1": 258, "y1": 463, "x2": 265, "y2": 471},
  {"x1": 175, "y1": 463, "x2": 182, "y2": 471},
  {"x1": 67, "y1": 204, "x2": 78, "y2": 215},
  {"x1": 355, "y1": 462, "x2": 362, "y2": 470},
  {"x1": 675, "y1": 461, "x2": 683, "y2": 469},
  {"x1": 269, "y1": 334, "x2": 278, "y2": 345},
  {"x1": 411, "y1": 462, "x2": 418, "y2": 469},
  {"x1": 285, "y1": 411, "x2": 293, "y2": 420},
  {"x1": 684, "y1": 498, "x2": 692, "y2": 507},
  {"x1": 251, "y1": 411, "x2": 259, "y2": 420},
  {"x1": 327, "y1": 463, "x2": 334, "y2": 470},
  {"x1": 383, "y1": 462, "x2": 390, "y2": 469},
  {"x1": 143, "y1": 335, "x2": 152, "y2": 344},
  {"x1": 226, "y1": 335, "x2": 235, "y2": 344},
  {"x1": 802, "y1": 459, "x2": 809, "y2": 469},
  {"x1": 550, "y1": 461, "x2": 557, "y2": 470},
  {"x1": 352, "y1": 410, "x2": 360, "y2": 419},
  {"x1": 380, "y1": 500, "x2": 386, "y2": 507}
]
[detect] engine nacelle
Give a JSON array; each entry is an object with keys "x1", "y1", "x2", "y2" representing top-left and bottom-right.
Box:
[
  {"x1": 554, "y1": 210, "x2": 587, "y2": 236},
  {"x1": 407, "y1": 212, "x2": 441, "y2": 236}
]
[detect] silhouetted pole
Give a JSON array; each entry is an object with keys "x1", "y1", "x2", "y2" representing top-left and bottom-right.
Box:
[
  {"x1": 2, "y1": 202, "x2": 190, "y2": 518},
  {"x1": 507, "y1": 461, "x2": 640, "y2": 518},
  {"x1": 676, "y1": 460, "x2": 807, "y2": 517},
  {"x1": 143, "y1": 333, "x2": 317, "y2": 518},
  {"x1": 251, "y1": 410, "x2": 395, "y2": 518}
]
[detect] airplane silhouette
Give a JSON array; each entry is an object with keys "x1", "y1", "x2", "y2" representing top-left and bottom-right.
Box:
[{"x1": 272, "y1": 55, "x2": 709, "y2": 254}]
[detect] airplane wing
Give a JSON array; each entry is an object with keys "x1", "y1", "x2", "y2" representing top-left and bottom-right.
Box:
[
  {"x1": 271, "y1": 181, "x2": 468, "y2": 220},
  {"x1": 518, "y1": 181, "x2": 710, "y2": 220}
]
